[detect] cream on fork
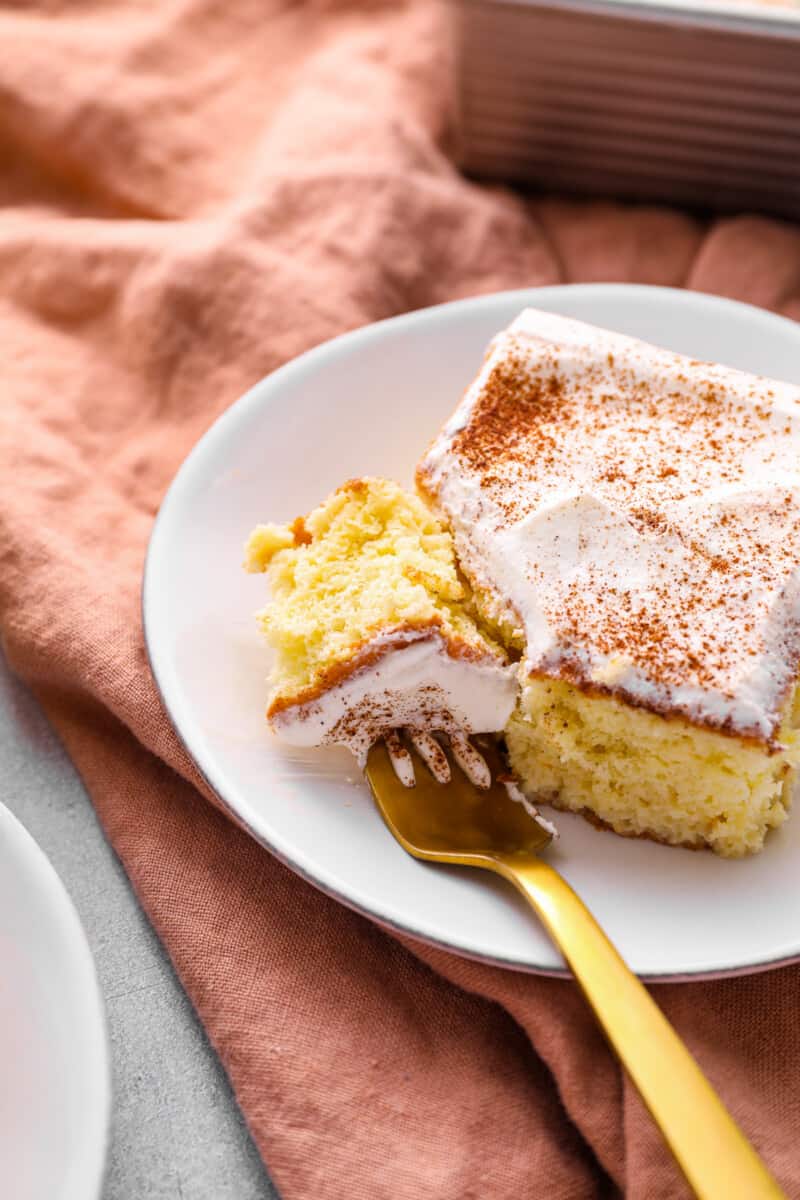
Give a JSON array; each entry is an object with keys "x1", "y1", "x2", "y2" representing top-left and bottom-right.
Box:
[{"x1": 383, "y1": 729, "x2": 491, "y2": 789}]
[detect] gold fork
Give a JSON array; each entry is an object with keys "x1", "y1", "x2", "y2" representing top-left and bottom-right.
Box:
[{"x1": 365, "y1": 736, "x2": 786, "y2": 1200}]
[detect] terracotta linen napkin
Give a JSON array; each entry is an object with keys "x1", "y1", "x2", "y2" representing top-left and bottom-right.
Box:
[{"x1": 1, "y1": 2, "x2": 800, "y2": 1197}]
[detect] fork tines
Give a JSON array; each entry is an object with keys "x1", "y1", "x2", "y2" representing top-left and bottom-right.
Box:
[{"x1": 383, "y1": 729, "x2": 491, "y2": 790}]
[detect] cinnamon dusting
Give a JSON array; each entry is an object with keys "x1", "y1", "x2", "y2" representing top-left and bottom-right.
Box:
[{"x1": 418, "y1": 316, "x2": 800, "y2": 743}]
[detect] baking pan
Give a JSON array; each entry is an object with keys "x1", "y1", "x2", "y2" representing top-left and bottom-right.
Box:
[{"x1": 456, "y1": 0, "x2": 800, "y2": 216}]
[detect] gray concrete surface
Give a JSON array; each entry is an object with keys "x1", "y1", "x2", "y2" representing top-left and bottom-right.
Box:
[{"x1": 0, "y1": 652, "x2": 280, "y2": 1200}]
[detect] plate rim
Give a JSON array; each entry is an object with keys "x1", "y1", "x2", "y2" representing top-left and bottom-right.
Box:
[
  {"x1": 0, "y1": 800, "x2": 110, "y2": 1200},
  {"x1": 143, "y1": 282, "x2": 800, "y2": 983}
]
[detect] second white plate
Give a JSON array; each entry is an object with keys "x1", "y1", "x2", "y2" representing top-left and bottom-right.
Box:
[
  {"x1": 144, "y1": 284, "x2": 800, "y2": 979},
  {"x1": 0, "y1": 802, "x2": 109, "y2": 1200}
]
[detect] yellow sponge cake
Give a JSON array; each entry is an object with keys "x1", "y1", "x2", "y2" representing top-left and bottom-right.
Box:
[
  {"x1": 245, "y1": 477, "x2": 516, "y2": 764},
  {"x1": 418, "y1": 309, "x2": 800, "y2": 856}
]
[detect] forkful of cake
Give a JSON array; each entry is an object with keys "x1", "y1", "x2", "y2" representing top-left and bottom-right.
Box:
[{"x1": 245, "y1": 474, "x2": 785, "y2": 1199}]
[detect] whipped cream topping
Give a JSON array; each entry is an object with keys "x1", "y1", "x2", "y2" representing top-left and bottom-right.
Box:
[
  {"x1": 270, "y1": 631, "x2": 517, "y2": 765},
  {"x1": 418, "y1": 309, "x2": 800, "y2": 743}
]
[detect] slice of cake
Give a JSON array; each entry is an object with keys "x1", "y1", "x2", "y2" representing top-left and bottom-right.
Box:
[
  {"x1": 417, "y1": 309, "x2": 800, "y2": 856},
  {"x1": 245, "y1": 477, "x2": 516, "y2": 764}
]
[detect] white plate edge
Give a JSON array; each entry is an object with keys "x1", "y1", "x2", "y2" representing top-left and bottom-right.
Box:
[{"x1": 0, "y1": 800, "x2": 110, "y2": 1200}]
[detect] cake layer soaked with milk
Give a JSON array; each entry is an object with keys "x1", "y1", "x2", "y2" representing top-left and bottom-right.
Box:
[
  {"x1": 270, "y1": 631, "x2": 517, "y2": 765},
  {"x1": 417, "y1": 309, "x2": 800, "y2": 743}
]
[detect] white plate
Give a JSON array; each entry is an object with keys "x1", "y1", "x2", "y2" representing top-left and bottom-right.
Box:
[
  {"x1": 0, "y1": 802, "x2": 109, "y2": 1200},
  {"x1": 144, "y1": 284, "x2": 800, "y2": 980}
]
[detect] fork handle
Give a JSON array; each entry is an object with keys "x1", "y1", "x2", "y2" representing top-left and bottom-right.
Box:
[{"x1": 494, "y1": 855, "x2": 786, "y2": 1200}]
